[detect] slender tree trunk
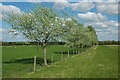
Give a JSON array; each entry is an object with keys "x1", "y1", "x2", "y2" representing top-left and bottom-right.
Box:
[{"x1": 43, "y1": 47, "x2": 47, "y2": 66}]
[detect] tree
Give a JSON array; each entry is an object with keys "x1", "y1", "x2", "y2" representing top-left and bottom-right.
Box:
[
  {"x1": 3, "y1": 5, "x2": 69, "y2": 66},
  {"x1": 64, "y1": 19, "x2": 98, "y2": 53},
  {"x1": 63, "y1": 19, "x2": 92, "y2": 53},
  {"x1": 87, "y1": 25, "x2": 98, "y2": 45}
]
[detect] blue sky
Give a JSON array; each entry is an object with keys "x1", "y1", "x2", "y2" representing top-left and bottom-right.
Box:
[{"x1": 0, "y1": 0, "x2": 119, "y2": 42}]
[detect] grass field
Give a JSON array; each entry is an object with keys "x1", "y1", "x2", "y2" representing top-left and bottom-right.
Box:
[
  {"x1": 2, "y1": 45, "x2": 85, "y2": 78},
  {"x1": 2, "y1": 45, "x2": 118, "y2": 78}
]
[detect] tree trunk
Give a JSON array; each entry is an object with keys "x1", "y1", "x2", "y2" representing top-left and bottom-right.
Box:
[{"x1": 43, "y1": 47, "x2": 47, "y2": 66}]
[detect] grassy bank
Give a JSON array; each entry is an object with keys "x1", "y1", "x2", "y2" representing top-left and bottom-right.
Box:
[{"x1": 26, "y1": 45, "x2": 118, "y2": 78}]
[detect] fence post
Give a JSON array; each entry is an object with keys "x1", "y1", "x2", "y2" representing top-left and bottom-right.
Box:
[
  {"x1": 61, "y1": 52, "x2": 63, "y2": 61},
  {"x1": 76, "y1": 50, "x2": 77, "y2": 55},
  {"x1": 34, "y1": 56, "x2": 36, "y2": 72},
  {"x1": 73, "y1": 50, "x2": 74, "y2": 55},
  {"x1": 68, "y1": 50, "x2": 69, "y2": 58},
  {"x1": 51, "y1": 55, "x2": 53, "y2": 63}
]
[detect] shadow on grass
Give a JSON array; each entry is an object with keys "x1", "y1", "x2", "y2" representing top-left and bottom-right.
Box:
[{"x1": 3, "y1": 57, "x2": 52, "y2": 66}]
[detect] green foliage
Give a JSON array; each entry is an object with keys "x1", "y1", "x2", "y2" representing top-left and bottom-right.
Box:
[
  {"x1": 3, "y1": 4, "x2": 98, "y2": 49},
  {"x1": 3, "y1": 4, "x2": 71, "y2": 66},
  {"x1": 88, "y1": 25, "x2": 98, "y2": 45},
  {"x1": 3, "y1": 4, "x2": 69, "y2": 48},
  {"x1": 63, "y1": 19, "x2": 98, "y2": 50},
  {"x1": 3, "y1": 4, "x2": 98, "y2": 66}
]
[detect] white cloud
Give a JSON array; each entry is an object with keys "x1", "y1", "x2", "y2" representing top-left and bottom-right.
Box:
[
  {"x1": 44, "y1": 0, "x2": 67, "y2": 2},
  {"x1": 54, "y1": 1, "x2": 95, "y2": 12},
  {"x1": 0, "y1": 3, "x2": 21, "y2": 18},
  {"x1": 96, "y1": 31, "x2": 118, "y2": 41},
  {"x1": 78, "y1": 12, "x2": 107, "y2": 22},
  {"x1": 26, "y1": 0, "x2": 41, "y2": 3},
  {"x1": 96, "y1": 2, "x2": 119, "y2": 15},
  {"x1": 84, "y1": 19, "x2": 118, "y2": 41},
  {"x1": 2, "y1": 0, "x2": 119, "y2": 2},
  {"x1": 78, "y1": 12, "x2": 118, "y2": 29},
  {"x1": 85, "y1": 21, "x2": 118, "y2": 28},
  {"x1": 96, "y1": 24, "x2": 118, "y2": 41},
  {"x1": 103, "y1": 20, "x2": 118, "y2": 27},
  {"x1": 0, "y1": 29, "x2": 28, "y2": 42},
  {"x1": 54, "y1": 1, "x2": 70, "y2": 9},
  {"x1": 70, "y1": 2, "x2": 94, "y2": 12},
  {"x1": 53, "y1": 0, "x2": 119, "y2": 14},
  {"x1": 0, "y1": 4, "x2": 2, "y2": 20},
  {"x1": 95, "y1": 28, "x2": 111, "y2": 32},
  {"x1": 26, "y1": 0, "x2": 69, "y2": 3},
  {"x1": 93, "y1": 0, "x2": 119, "y2": 2}
]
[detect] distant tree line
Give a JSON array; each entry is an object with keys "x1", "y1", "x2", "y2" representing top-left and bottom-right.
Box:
[
  {"x1": 2, "y1": 42, "x2": 66, "y2": 46},
  {"x1": 2, "y1": 40, "x2": 119, "y2": 46},
  {"x1": 99, "y1": 40, "x2": 120, "y2": 45}
]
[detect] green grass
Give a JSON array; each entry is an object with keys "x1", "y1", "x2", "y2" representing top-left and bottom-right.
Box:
[
  {"x1": 2, "y1": 45, "x2": 83, "y2": 78},
  {"x1": 26, "y1": 45, "x2": 118, "y2": 78},
  {"x1": 2, "y1": 45, "x2": 118, "y2": 78}
]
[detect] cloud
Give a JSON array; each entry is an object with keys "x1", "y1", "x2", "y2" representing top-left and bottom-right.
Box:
[
  {"x1": 103, "y1": 20, "x2": 118, "y2": 27},
  {"x1": 2, "y1": 0, "x2": 120, "y2": 2},
  {"x1": 53, "y1": 0, "x2": 119, "y2": 14},
  {"x1": 0, "y1": 29, "x2": 28, "y2": 42},
  {"x1": 0, "y1": 3, "x2": 21, "y2": 18},
  {"x1": 93, "y1": 0, "x2": 119, "y2": 2},
  {"x1": 85, "y1": 20, "x2": 118, "y2": 41},
  {"x1": 0, "y1": 4, "x2": 2, "y2": 20},
  {"x1": 95, "y1": 28, "x2": 111, "y2": 32},
  {"x1": 54, "y1": 0, "x2": 70, "y2": 9},
  {"x1": 27, "y1": 0, "x2": 69, "y2": 2},
  {"x1": 27, "y1": 0, "x2": 119, "y2": 15},
  {"x1": 81, "y1": 11, "x2": 119, "y2": 41},
  {"x1": 70, "y1": 2, "x2": 94, "y2": 12},
  {"x1": 96, "y1": 30, "x2": 118, "y2": 41},
  {"x1": 78, "y1": 12, "x2": 107, "y2": 22},
  {"x1": 26, "y1": 0, "x2": 69, "y2": 3},
  {"x1": 96, "y1": 2, "x2": 119, "y2": 15},
  {"x1": 54, "y1": 1, "x2": 95, "y2": 12},
  {"x1": 26, "y1": 0, "x2": 41, "y2": 3},
  {"x1": 85, "y1": 21, "x2": 118, "y2": 30},
  {"x1": 78, "y1": 12, "x2": 118, "y2": 28},
  {"x1": 95, "y1": 29, "x2": 112, "y2": 41}
]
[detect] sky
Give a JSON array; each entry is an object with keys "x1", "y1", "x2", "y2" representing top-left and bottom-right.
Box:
[{"x1": 0, "y1": 0, "x2": 119, "y2": 42}]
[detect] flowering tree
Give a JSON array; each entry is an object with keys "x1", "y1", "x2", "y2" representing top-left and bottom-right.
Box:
[
  {"x1": 64, "y1": 19, "x2": 98, "y2": 53},
  {"x1": 3, "y1": 5, "x2": 69, "y2": 66},
  {"x1": 87, "y1": 25, "x2": 98, "y2": 45}
]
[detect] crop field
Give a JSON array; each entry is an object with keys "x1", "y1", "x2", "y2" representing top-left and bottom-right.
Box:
[{"x1": 2, "y1": 45, "x2": 118, "y2": 78}]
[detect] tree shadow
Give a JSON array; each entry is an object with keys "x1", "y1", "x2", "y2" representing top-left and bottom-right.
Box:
[
  {"x1": 3, "y1": 57, "x2": 52, "y2": 66},
  {"x1": 54, "y1": 50, "x2": 77, "y2": 54}
]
